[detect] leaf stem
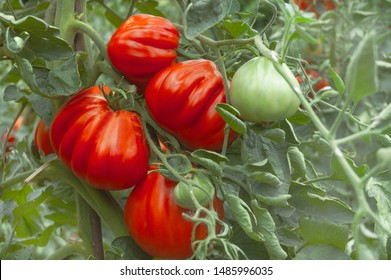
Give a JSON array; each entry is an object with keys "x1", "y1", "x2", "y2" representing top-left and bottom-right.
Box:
[{"x1": 69, "y1": 19, "x2": 108, "y2": 61}]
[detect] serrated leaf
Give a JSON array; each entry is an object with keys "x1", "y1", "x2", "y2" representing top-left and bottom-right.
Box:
[
  {"x1": 345, "y1": 32, "x2": 378, "y2": 102},
  {"x1": 294, "y1": 244, "x2": 350, "y2": 260},
  {"x1": 216, "y1": 103, "x2": 247, "y2": 134},
  {"x1": 184, "y1": 0, "x2": 232, "y2": 39},
  {"x1": 251, "y1": 201, "x2": 287, "y2": 259},
  {"x1": 299, "y1": 218, "x2": 349, "y2": 250},
  {"x1": 250, "y1": 171, "x2": 281, "y2": 187},
  {"x1": 329, "y1": 64, "x2": 345, "y2": 94}
]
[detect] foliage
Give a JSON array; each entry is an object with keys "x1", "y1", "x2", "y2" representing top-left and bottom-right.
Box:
[{"x1": 1, "y1": 0, "x2": 391, "y2": 260}]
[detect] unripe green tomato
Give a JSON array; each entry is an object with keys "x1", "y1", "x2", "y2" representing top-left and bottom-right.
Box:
[
  {"x1": 230, "y1": 57, "x2": 301, "y2": 123},
  {"x1": 174, "y1": 173, "x2": 215, "y2": 210}
]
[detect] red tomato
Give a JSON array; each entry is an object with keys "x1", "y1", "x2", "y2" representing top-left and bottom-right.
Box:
[
  {"x1": 1, "y1": 116, "x2": 23, "y2": 153},
  {"x1": 50, "y1": 86, "x2": 150, "y2": 191},
  {"x1": 124, "y1": 165, "x2": 224, "y2": 259},
  {"x1": 107, "y1": 14, "x2": 179, "y2": 91},
  {"x1": 145, "y1": 59, "x2": 237, "y2": 151},
  {"x1": 294, "y1": 0, "x2": 335, "y2": 17},
  {"x1": 34, "y1": 119, "x2": 54, "y2": 156}
]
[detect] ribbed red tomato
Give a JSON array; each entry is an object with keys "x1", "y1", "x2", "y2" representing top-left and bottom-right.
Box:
[
  {"x1": 124, "y1": 165, "x2": 224, "y2": 259},
  {"x1": 50, "y1": 86, "x2": 150, "y2": 191},
  {"x1": 34, "y1": 119, "x2": 54, "y2": 156},
  {"x1": 145, "y1": 59, "x2": 237, "y2": 151},
  {"x1": 107, "y1": 14, "x2": 179, "y2": 91}
]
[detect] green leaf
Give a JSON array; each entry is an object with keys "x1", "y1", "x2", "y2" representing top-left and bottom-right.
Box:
[
  {"x1": 223, "y1": 19, "x2": 249, "y2": 37},
  {"x1": 191, "y1": 149, "x2": 229, "y2": 163},
  {"x1": 289, "y1": 182, "x2": 355, "y2": 224},
  {"x1": 369, "y1": 103, "x2": 391, "y2": 132},
  {"x1": 224, "y1": 194, "x2": 264, "y2": 242},
  {"x1": 12, "y1": 55, "x2": 81, "y2": 97},
  {"x1": 345, "y1": 32, "x2": 378, "y2": 102},
  {"x1": 287, "y1": 110, "x2": 311, "y2": 125},
  {"x1": 229, "y1": 222, "x2": 269, "y2": 260},
  {"x1": 109, "y1": 236, "x2": 151, "y2": 260},
  {"x1": 135, "y1": 0, "x2": 165, "y2": 17},
  {"x1": 331, "y1": 155, "x2": 369, "y2": 181},
  {"x1": 251, "y1": 201, "x2": 287, "y2": 259},
  {"x1": 294, "y1": 244, "x2": 350, "y2": 260},
  {"x1": 250, "y1": 171, "x2": 281, "y2": 187},
  {"x1": 184, "y1": 0, "x2": 233, "y2": 39},
  {"x1": 242, "y1": 129, "x2": 292, "y2": 195},
  {"x1": 166, "y1": 154, "x2": 193, "y2": 175},
  {"x1": 215, "y1": 103, "x2": 247, "y2": 135},
  {"x1": 365, "y1": 178, "x2": 391, "y2": 259},
  {"x1": 261, "y1": 128, "x2": 285, "y2": 144},
  {"x1": 1, "y1": 13, "x2": 74, "y2": 60},
  {"x1": 287, "y1": 146, "x2": 306, "y2": 178},
  {"x1": 255, "y1": 194, "x2": 291, "y2": 207},
  {"x1": 329, "y1": 64, "x2": 345, "y2": 94},
  {"x1": 191, "y1": 149, "x2": 228, "y2": 176},
  {"x1": 299, "y1": 218, "x2": 349, "y2": 250}
]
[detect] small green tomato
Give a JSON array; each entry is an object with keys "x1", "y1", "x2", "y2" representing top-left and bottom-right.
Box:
[
  {"x1": 230, "y1": 56, "x2": 301, "y2": 123},
  {"x1": 174, "y1": 172, "x2": 215, "y2": 210}
]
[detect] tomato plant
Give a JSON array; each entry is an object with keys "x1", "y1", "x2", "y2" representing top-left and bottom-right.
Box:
[
  {"x1": 124, "y1": 165, "x2": 224, "y2": 259},
  {"x1": 107, "y1": 14, "x2": 179, "y2": 91},
  {"x1": 50, "y1": 85, "x2": 150, "y2": 191},
  {"x1": 34, "y1": 119, "x2": 54, "y2": 156},
  {"x1": 230, "y1": 56, "x2": 301, "y2": 123},
  {"x1": 145, "y1": 59, "x2": 237, "y2": 151}
]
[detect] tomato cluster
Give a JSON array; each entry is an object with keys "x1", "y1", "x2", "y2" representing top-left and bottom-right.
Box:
[
  {"x1": 43, "y1": 12, "x2": 302, "y2": 260},
  {"x1": 107, "y1": 14, "x2": 228, "y2": 258}
]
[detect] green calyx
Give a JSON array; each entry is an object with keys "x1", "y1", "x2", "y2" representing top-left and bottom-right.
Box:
[{"x1": 174, "y1": 172, "x2": 215, "y2": 210}]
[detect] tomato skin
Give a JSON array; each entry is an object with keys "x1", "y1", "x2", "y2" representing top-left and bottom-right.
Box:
[
  {"x1": 124, "y1": 166, "x2": 224, "y2": 259},
  {"x1": 145, "y1": 59, "x2": 237, "y2": 151},
  {"x1": 50, "y1": 86, "x2": 150, "y2": 191},
  {"x1": 34, "y1": 119, "x2": 54, "y2": 156},
  {"x1": 107, "y1": 14, "x2": 179, "y2": 90},
  {"x1": 230, "y1": 57, "x2": 301, "y2": 123}
]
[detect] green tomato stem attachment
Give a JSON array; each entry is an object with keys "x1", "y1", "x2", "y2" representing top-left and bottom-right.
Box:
[{"x1": 174, "y1": 172, "x2": 215, "y2": 210}]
